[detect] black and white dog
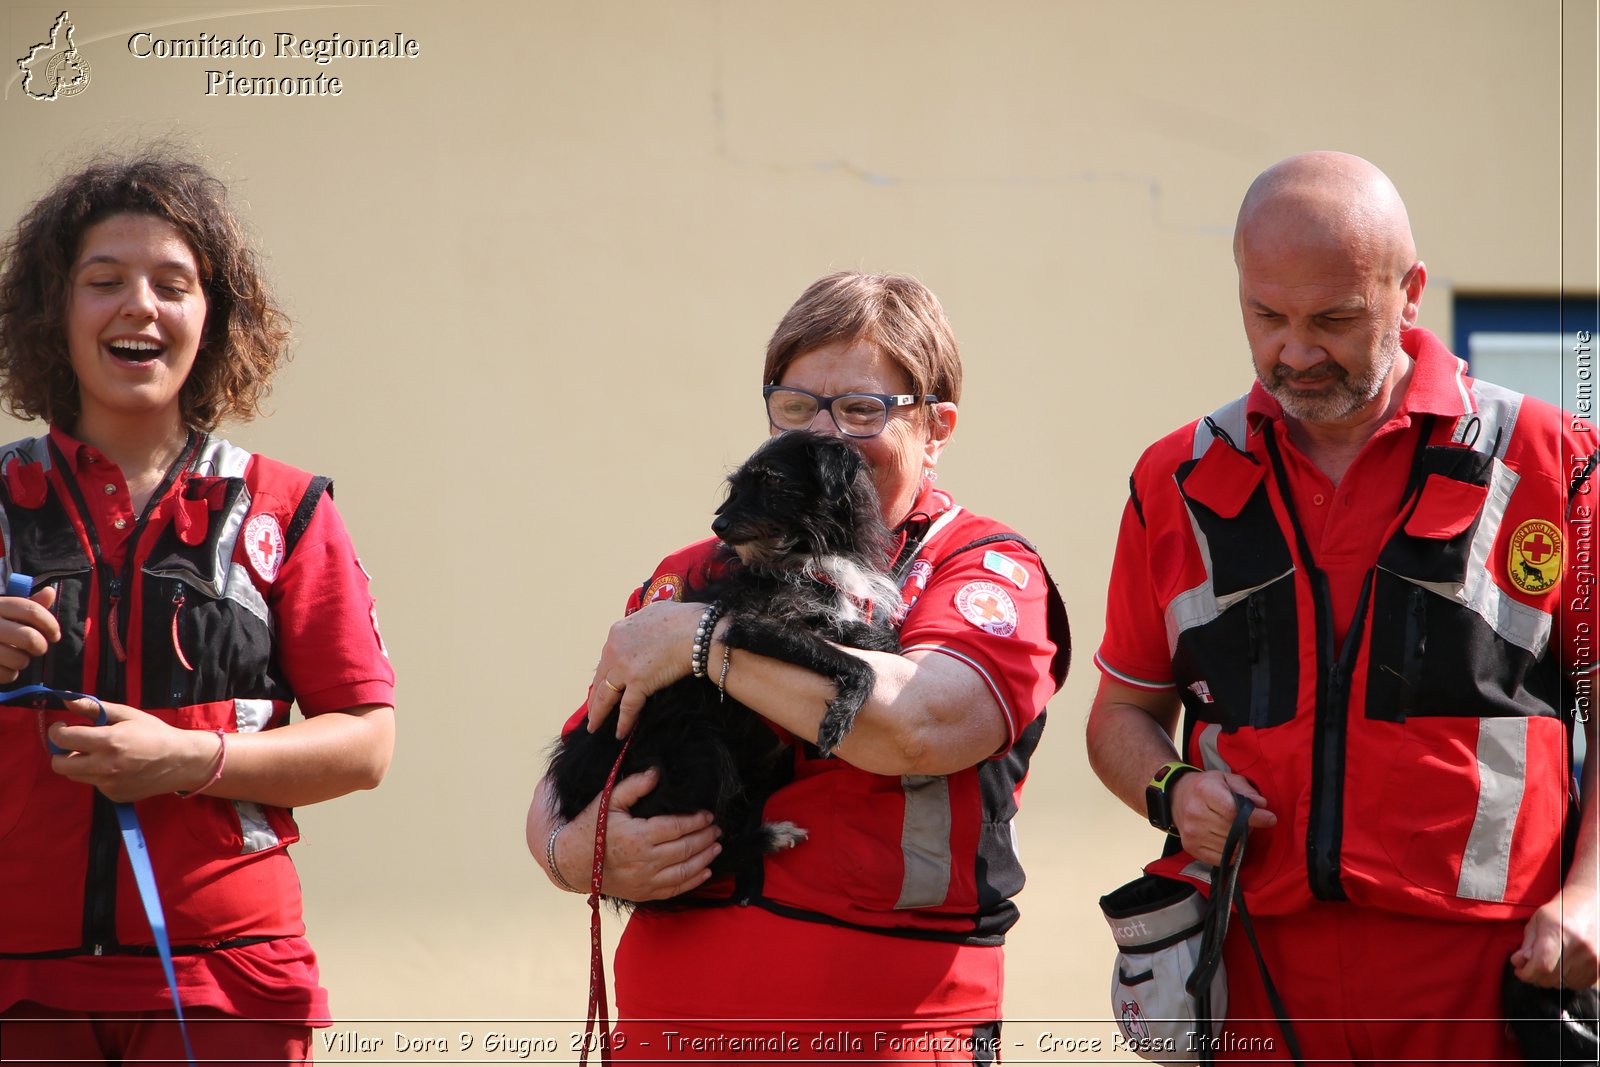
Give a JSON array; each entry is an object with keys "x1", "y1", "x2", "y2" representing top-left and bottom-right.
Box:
[{"x1": 545, "y1": 430, "x2": 901, "y2": 904}]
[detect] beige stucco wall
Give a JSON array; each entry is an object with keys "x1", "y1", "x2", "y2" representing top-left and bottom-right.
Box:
[{"x1": 2, "y1": 0, "x2": 1595, "y2": 1059}]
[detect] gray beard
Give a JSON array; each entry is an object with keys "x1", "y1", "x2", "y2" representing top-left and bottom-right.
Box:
[{"x1": 1260, "y1": 331, "x2": 1400, "y2": 424}]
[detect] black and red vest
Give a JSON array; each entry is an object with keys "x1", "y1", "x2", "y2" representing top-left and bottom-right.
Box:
[
  {"x1": 0, "y1": 433, "x2": 330, "y2": 956},
  {"x1": 1137, "y1": 378, "x2": 1593, "y2": 920}
]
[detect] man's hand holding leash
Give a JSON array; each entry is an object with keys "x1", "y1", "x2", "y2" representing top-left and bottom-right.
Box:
[{"x1": 1171, "y1": 771, "x2": 1278, "y2": 868}]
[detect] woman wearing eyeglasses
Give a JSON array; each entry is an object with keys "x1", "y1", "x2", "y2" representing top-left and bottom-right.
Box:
[{"x1": 527, "y1": 271, "x2": 1069, "y2": 1064}]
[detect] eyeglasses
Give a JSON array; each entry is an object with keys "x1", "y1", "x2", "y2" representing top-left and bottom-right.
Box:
[{"x1": 763, "y1": 385, "x2": 939, "y2": 439}]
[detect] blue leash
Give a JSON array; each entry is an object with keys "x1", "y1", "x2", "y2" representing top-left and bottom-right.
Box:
[{"x1": 2, "y1": 573, "x2": 196, "y2": 1065}]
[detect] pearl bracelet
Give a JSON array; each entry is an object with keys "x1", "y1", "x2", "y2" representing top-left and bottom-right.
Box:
[{"x1": 690, "y1": 601, "x2": 725, "y2": 679}]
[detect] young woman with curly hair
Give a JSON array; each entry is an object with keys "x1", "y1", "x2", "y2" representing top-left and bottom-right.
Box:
[{"x1": 0, "y1": 152, "x2": 394, "y2": 1065}]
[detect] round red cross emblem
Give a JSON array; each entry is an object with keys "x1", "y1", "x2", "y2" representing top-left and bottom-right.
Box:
[{"x1": 955, "y1": 580, "x2": 1018, "y2": 637}]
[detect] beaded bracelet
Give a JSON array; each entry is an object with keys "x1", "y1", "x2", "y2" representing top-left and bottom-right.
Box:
[
  {"x1": 689, "y1": 601, "x2": 725, "y2": 678},
  {"x1": 546, "y1": 822, "x2": 579, "y2": 893},
  {"x1": 176, "y1": 729, "x2": 227, "y2": 799}
]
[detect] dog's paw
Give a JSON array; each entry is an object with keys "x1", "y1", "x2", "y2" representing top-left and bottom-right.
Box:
[
  {"x1": 816, "y1": 695, "x2": 865, "y2": 758},
  {"x1": 761, "y1": 820, "x2": 809, "y2": 852}
]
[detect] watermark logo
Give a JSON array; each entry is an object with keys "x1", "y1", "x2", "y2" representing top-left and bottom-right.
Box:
[{"x1": 17, "y1": 10, "x2": 91, "y2": 101}]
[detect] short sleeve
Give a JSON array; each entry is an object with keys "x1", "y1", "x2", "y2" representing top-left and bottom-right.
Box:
[
  {"x1": 269, "y1": 493, "x2": 395, "y2": 715},
  {"x1": 1095, "y1": 488, "x2": 1177, "y2": 692},
  {"x1": 897, "y1": 535, "x2": 1062, "y2": 751}
]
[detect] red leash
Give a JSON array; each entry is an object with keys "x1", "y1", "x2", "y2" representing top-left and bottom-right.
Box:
[{"x1": 580, "y1": 734, "x2": 633, "y2": 1067}]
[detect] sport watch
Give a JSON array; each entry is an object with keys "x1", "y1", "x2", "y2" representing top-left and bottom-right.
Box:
[{"x1": 1145, "y1": 760, "x2": 1199, "y2": 836}]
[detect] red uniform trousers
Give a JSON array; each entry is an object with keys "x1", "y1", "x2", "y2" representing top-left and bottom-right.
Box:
[
  {"x1": 612, "y1": 1021, "x2": 1001, "y2": 1065},
  {"x1": 1218, "y1": 901, "x2": 1522, "y2": 1064},
  {"x1": 0, "y1": 1003, "x2": 311, "y2": 1066}
]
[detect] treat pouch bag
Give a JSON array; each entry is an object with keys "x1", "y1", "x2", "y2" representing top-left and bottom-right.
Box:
[{"x1": 1101, "y1": 872, "x2": 1225, "y2": 1064}]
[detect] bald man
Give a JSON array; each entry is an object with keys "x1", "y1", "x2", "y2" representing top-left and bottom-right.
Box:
[{"x1": 1087, "y1": 152, "x2": 1598, "y2": 1063}]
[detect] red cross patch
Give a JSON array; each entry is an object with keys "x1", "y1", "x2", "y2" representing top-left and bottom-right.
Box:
[
  {"x1": 644, "y1": 573, "x2": 683, "y2": 605},
  {"x1": 955, "y1": 580, "x2": 1018, "y2": 637},
  {"x1": 1508, "y1": 518, "x2": 1562, "y2": 595},
  {"x1": 244, "y1": 513, "x2": 286, "y2": 583}
]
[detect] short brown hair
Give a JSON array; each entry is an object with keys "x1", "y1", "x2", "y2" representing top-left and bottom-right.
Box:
[
  {"x1": 0, "y1": 151, "x2": 290, "y2": 430},
  {"x1": 764, "y1": 272, "x2": 963, "y2": 405}
]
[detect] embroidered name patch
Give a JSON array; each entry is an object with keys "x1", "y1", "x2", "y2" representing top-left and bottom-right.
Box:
[
  {"x1": 1508, "y1": 519, "x2": 1562, "y2": 594},
  {"x1": 244, "y1": 514, "x2": 285, "y2": 582},
  {"x1": 955, "y1": 580, "x2": 1017, "y2": 637},
  {"x1": 981, "y1": 549, "x2": 1029, "y2": 590}
]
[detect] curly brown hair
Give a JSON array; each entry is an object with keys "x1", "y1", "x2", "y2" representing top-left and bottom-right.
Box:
[{"x1": 0, "y1": 151, "x2": 290, "y2": 430}]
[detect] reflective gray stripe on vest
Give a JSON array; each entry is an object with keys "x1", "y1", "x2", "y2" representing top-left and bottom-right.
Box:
[
  {"x1": 1457, "y1": 717, "x2": 1529, "y2": 902},
  {"x1": 193, "y1": 436, "x2": 252, "y2": 478},
  {"x1": 193, "y1": 439, "x2": 271, "y2": 629},
  {"x1": 142, "y1": 439, "x2": 272, "y2": 631},
  {"x1": 1384, "y1": 455, "x2": 1550, "y2": 656},
  {"x1": 1396, "y1": 383, "x2": 1554, "y2": 655},
  {"x1": 1165, "y1": 398, "x2": 1291, "y2": 657},
  {"x1": 231, "y1": 697, "x2": 281, "y2": 854},
  {"x1": 1191, "y1": 395, "x2": 1251, "y2": 462},
  {"x1": 895, "y1": 773, "x2": 952, "y2": 908},
  {"x1": 1195, "y1": 722, "x2": 1233, "y2": 775},
  {"x1": 1452, "y1": 377, "x2": 1522, "y2": 459}
]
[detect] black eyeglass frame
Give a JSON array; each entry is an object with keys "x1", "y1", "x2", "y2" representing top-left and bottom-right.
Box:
[{"x1": 762, "y1": 385, "x2": 941, "y2": 439}]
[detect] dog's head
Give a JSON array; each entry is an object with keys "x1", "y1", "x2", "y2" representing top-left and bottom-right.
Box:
[{"x1": 712, "y1": 431, "x2": 890, "y2": 567}]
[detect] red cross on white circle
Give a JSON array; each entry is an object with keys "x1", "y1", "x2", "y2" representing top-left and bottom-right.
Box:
[
  {"x1": 244, "y1": 514, "x2": 284, "y2": 582},
  {"x1": 1523, "y1": 532, "x2": 1553, "y2": 563},
  {"x1": 971, "y1": 593, "x2": 1006, "y2": 622}
]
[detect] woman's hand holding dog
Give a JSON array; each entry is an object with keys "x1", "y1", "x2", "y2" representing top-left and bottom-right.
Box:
[
  {"x1": 531, "y1": 771, "x2": 722, "y2": 900},
  {"x1": 588, "y1": 601, "x2": 707, "y2": 738},
  {"x1": 596, "y1": 769, "x2": 723, "y2": 900}
]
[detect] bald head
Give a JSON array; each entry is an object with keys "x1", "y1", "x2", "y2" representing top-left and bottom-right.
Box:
[
  {"x1": 1235, "y1": 152, "x2": 1418, "y2": 283},
  {"x1": 1234, "y1": 153, "x2": 1429, "y2": 429}
]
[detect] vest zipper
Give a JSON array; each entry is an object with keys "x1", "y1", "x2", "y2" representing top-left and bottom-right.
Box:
[
  {"x1": 1246, "y1": 593, "x2": 1270, "y2": 729},
  {"x1": 48, "y1": 433, "x2": 200, "y2": 957},
  {"x1": 170, "y1": 590, "x2": 193, "y2": 674},
  {"x1": 1263, "y1": 421, "x2": 1434, "y2": 902}
]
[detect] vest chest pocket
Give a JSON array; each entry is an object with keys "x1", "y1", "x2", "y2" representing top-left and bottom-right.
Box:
[
  {"x1": 1169, "y1": 442, "x2": 1300, "y2": 734},
  {"x1": 1367, "y1": 450, "x2": 1557, "y2": 722},
  {"x1": 138, "y1": 571, "x2": 281, "y2": 707}
]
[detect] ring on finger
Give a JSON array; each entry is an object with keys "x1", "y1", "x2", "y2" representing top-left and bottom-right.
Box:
[{"x1": 604, "y1": 678, "x2": 624, "y2": 694}]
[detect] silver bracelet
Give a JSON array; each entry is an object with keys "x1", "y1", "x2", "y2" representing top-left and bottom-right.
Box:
[
  {"x1": 545, "y1": 822, "x2": 579, "y2": 893},
  {"x1": 716, "y1": 643, "x2": 732, "y2": 702}
]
